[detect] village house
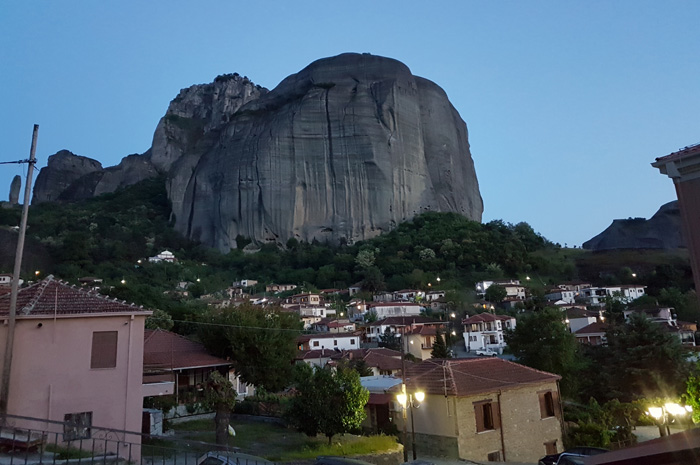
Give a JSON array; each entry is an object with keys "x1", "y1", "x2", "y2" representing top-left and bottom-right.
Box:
[
  {"x1": 462, "y1": 313, "x2": 517, "y2": 354},
  {"x1": 311, "y1": 318, "x2": 356, "y2": 333},
  {"x1": 575, "y1": 322, "x2": 609, "y2": 345},
  {"x1": 393, "y1": 358, "x2": 564, "y2": 463},
  {"x1": 563, "y1": 306, "x2": 600, "y2": 333},
  {"x1": 578, "y1": 284, "x2": 646, "y2": 306},
  {"x1": 364, "y1": 316, "x2": 443, "y2": 344},
  {"x1": 405, "y1": 324, "x2": 450, "y2": 360},
  {"x1": 142, "y1": 329, "x2": 254, "y2": 405},
  {"x1": 347, "y1": 299, "x2": 368, "y2": 321},
  {"x1": 148, "y1": 250, "x2": 177, "y2": 263},
  {"x1": 366, "y1": 301, "x2": 422, "y2": 320},
  {"x1": 475, "y1": 279, "x2": 521, "y2": 296},
  {"x1": 297, "y1": 348, "x2": 403, "y2": 376},
  {"x1": 348, "y1": 282, "x2": 363, "y2": 296},
  {"x1": 425, "y1": 290, "x2": 446, "y2": 302},
  {"x1": 393, "y1": 289, "x2": 425, "y2": 302},
  {"x1": 544, "y1": 288, "x2": 576, "y2": 305},
  {"x1": 296, "y1": 331, "x2": 361, "y2": 351},
  {"x1": 265, "y1": 283, "x2": 296, "y2": 293},
  {"x1": 0, "y1": 276, "x2": 150, "y2": 459}
]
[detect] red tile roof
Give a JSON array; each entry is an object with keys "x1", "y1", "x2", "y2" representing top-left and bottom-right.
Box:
[
  {"x1": 575, "y1": 322, "x2": 609, "y2": 334},
  {"x1": 0, "y1": 275, "x2": 151, "y2": 316},
  {"x1": 462, "y1": 313, "x2": 513, "y2": 324},
  {"x1": 399, "y1": 358, "x2": 560, "y2": 397},
  {"x1": 143, "y1": 329, "x2": 230, "y2": 370}
]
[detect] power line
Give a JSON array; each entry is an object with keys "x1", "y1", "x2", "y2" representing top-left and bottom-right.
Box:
[
  {"x1": 170, "y1": 318, "x2": 335, "y2": 335},
  {"x1": 0, "y1": 159, "x2": 36, "y2": 165}
]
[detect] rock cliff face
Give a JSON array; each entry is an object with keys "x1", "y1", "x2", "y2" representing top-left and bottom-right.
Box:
[
  {"x1": 582, "y1": 201, "x2": 683, "y2": 250},
  {"x1": 33, "y1": 53, "x2": 483, "y2": 251}
]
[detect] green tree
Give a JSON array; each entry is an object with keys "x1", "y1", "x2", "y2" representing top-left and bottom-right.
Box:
[
  {"x1": 684, "y1": 366, "x2": 700, "y2": 424},
  {"x1": 505, "y1": 307, "x2": 582, "y2": 396},
  {"x1": 145, "y1": 308, "x2": 175, "y2": 331},
  {"x1": 431, "y1": 327, "x2": 450, "y2": 358},
  {"x1": 361, "y1": 266, "x2": 386, "y2": 292},
  {"x1": 285, "y1": 364, "x2": 369, "y2": 444},
  {"x1": 485, "y1": 285, "x2": 507, "y2": 304},
  {"x1": 379, "y1": 327, "x2": 401, "y2": 351},
  {"x1": 202, "y1": 371, "x2": 237, "y2": 445},
  {"x1": 588, "y1": 313, "x2": 691, "y2": 402},
  {"x1": 198, "y1": 303, "x2": 303, "y2": 391}
]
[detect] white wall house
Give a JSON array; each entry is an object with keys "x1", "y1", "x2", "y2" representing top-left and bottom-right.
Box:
[
  {"x1": 148, "y1": 250, "x2": 176, "y2": 263},
  {"x1": 393, "y1": 289, "x2": 425, "y2": 301},
  {"x1": 367, "y1": 302, "x2": 422, "y2": 319},
  {"x1": 297, "y1": 331, "x2": 360, "y2": 351},
  {"x1": 462, "y1": 313, "x2": 516, "y2": 354},
  {"x1": 475, "y1": 280, "x2": 520, "y2": 296},
  {"x1": 578, "y1": 285, "x2": 646, "y2": 305},
  {"x1": 364, "y1": 316, "x2": 442, "y2": 343},
  {"x1": 545, "y1": 289, "x2": 576, "y2": 304}
]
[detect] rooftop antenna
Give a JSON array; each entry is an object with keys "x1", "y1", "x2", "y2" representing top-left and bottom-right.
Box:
[{"x1": 0, "y1": 125, "x2": 38, "y2": 418}]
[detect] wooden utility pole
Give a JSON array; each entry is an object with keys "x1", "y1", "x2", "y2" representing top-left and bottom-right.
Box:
[{"x1": 0, "y1": 124, "x2": 39, "y2": 417}]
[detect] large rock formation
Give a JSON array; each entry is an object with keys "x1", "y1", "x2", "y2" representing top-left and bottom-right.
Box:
[
  {"x1": 582, "y1": 201, "x2": 683, "y2": 250},
  {"x1": 8, "y1": 176, "x2": 20, "y2": 205},
  {"x1": 33, "y1": 53, "x2": 483, "y2": 251}
]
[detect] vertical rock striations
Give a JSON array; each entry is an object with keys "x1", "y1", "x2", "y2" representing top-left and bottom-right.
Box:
[
  {"x1": 32, "y1": 53, "x2": 483, "y2": 251},
  {"x1": 168, "y1": 53, "x2": 482, "y2": 250}
]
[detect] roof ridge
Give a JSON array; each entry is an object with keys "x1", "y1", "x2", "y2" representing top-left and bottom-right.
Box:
[{"x1": 21, "y1": 275, "x2": 56, "y2": 315}]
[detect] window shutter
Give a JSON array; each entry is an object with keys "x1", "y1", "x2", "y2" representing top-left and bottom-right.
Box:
[
  {"x1": 552, "y1": 390, "x2": 560, "y2": 418},
  {"x1": 474, "y1": 403, "x2": 485, "y2": 432},
  {"x1": 538, "y1": 392, "x2": 547, "y2": 418},
  {"x1": 91, "y1": 331, "x2": 118, "y2": 369},
  {"x1": 493, "y1": 402, "x2": 501, "y2": 429}
]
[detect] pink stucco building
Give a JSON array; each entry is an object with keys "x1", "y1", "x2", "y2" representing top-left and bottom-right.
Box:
[{"x1": 0, "y1": 276, "x2": 150, "y2": 458}]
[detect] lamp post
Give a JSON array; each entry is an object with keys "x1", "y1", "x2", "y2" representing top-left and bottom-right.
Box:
[
  {"x1": 397, "y1": 389, "x2": 425, "y2": 460},
  {"x1": 647, "y1": 402, "x2": 692, "y2": 436}
]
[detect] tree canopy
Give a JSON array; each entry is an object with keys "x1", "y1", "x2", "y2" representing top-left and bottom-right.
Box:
[
  {"x1": 505, "y1": 307, "x2": 583, "y2": 396},
  {"x1": 285, "y1": 364, "x2": 369, "y2": 443},
  {"x1": 198, "y1": 303, "x2": 303, "y2": 391}
]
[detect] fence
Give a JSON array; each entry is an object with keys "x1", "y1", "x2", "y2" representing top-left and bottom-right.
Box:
[{"x1": 0, "y1": 413, "x2": 271, "y2": 465}]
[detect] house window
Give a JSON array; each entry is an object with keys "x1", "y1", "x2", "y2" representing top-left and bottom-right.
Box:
[
  {"x1": 350, "y1": 339, "x2": 355, "y2": 345},
  {"x1": 64, "y1": 412, "x2": 92, "y2": 441},
  {"x1": 91, "y1": 331, "x2": 118, "y2": 369},
  {"x1": 487, "y1": 451, "x2": 501, "y2": 462},
  {"x1": 539, "y1": 391, "x2": 556, "y2": 418},
  {"x1": 544, "y1": 440, "x2": 558, "y2": 455},
  {"x1": 313, "y1": 341, "x2": 319, "y2": 347},
  {"x1": 334, "y1": 340, "x2": 338, "y2": 346},
  {"x1": 474, "y1": 400, "x2": 499, "y2": 432}
]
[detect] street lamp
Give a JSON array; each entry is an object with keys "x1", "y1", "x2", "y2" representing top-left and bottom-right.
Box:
[
  {"x1": 647, "y1": 402, "x2": 692, "y2": 436},
  {"x1": 397, "y1": 387, "x2": 425, "y2": 460}
]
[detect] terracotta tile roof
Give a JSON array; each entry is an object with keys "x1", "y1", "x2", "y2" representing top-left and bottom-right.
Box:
[
  {"x1": 0, "y1": 275, "x2": 151, "y2": 316},
  {"x1": 654, "y1": 142, "x2": 700, "y2": 163},
  {"x1": 143, "y1": 329, "x2": 230, "y2": 370},
  {"x1": 462, "y1": 313, "x2": 513, "y2": 324},
  {"x1": 398, "y1": 358, "x2": 560, "y2": 397},
  {"x1": 297, "y1": 347, "x2": 404, "y2": 372},
  {"x1": 575, "y1": 322, "x2": 609, "y2": 334},
  {"x1": 407, "y1": 325, "x2": 439, "y2": 336}
]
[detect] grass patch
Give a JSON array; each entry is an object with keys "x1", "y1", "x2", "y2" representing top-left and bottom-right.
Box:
[
  {"x1": 168, "y1": 417, "x2": 399, "y2": 462},
  {"x1": 141, "y1": 437, "x2": 180, "y2": 458},
  {"x1": 273, "y1": 434, "x2": 399, "y2": 461},
  {"x1": 45, "y1": 444, "x2": 94, "y2": 460},
  {"x1": 170, "y1": 418, "x2": 215, "y2": 432}
]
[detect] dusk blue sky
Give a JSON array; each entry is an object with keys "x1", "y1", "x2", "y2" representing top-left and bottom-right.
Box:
[{"x1": 1, "y1": 1, "x2": 698, "y2": 247}]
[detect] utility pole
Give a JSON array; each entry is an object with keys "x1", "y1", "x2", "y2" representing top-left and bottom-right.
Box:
[{"x1": 0, "y1": 124, "x2": 39, "y2": 417}]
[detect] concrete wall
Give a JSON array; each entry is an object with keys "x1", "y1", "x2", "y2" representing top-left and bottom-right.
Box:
[{"x1": 0, "y1": 313, "x2": 146, "y2": 457}]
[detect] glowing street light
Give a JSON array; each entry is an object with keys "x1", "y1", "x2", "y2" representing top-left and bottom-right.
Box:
[
  {"x1": 647, "y1": 402, "x2": 692, "y2": 436},
  {"x1": 397, "y1": 388, "x2": 426, "y2": 460}
]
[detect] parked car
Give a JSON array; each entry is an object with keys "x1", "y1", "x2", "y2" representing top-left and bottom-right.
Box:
[
  {"x1": 198, "y1": 451, "x2": 274, "y2": 465},
  {"x1": 475, "y1": 348, "x2": 497, "y2": 356},
  {"x1": 538, "y1": 447, "x2": 608, "y2": 465}
]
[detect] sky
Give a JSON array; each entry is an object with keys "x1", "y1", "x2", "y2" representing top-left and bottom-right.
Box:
[{"x1": 1, "y1": 1, "x2": 698, "y2": 247}]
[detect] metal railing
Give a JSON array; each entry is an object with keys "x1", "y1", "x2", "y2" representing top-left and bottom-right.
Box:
[{"x1": 0, "y1": 413, "x2": 271, "y2": 465}]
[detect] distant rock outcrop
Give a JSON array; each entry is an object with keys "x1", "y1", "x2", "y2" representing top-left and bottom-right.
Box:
[
  {"x1": 582, "y1": 201, "x2": 683, "y2": 250},
  {"x1": 32, "y1": 53, "x2": 483, "y2": 251},
  {"x1": 8, "y1": 176, "x2": 20, "y2": 205}
]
